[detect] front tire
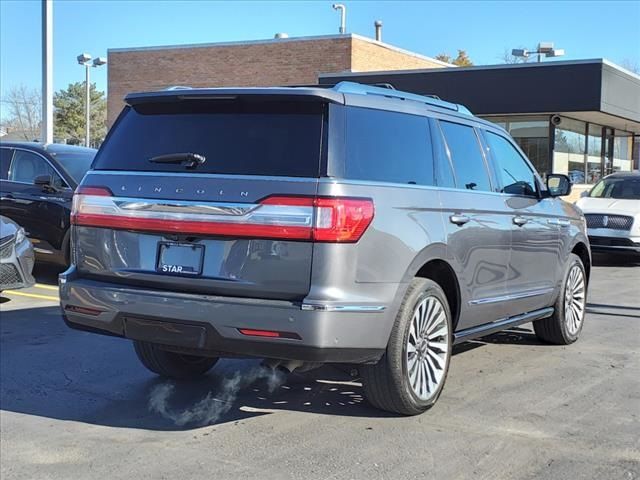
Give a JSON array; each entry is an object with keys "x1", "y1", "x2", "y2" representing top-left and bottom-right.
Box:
[
  {"x1": 534, "y1": 253, "x2": 587, "y2": 345},
  {"x1": 134, "y1": 341, "x2": 218, "y2": 379},
  {"x1": 362, "y1": 278, "x2": 453, "y2": 415}
]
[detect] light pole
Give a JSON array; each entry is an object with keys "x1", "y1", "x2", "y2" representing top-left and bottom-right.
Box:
[
  {"x1": 511, "y1": 42, "x2": 565, "y2": 63},
  {"x1": 77, "y1": 53, "x2": 107, "y2": 147}
]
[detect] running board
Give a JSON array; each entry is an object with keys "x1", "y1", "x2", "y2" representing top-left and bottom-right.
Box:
[{"x1": 453, "y1": 307, "x2": 554, "y2": 344}]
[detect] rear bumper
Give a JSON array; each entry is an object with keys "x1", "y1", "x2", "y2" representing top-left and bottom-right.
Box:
[{"x1": 59, "y1": 268, "x2": 393, "y2": 364}]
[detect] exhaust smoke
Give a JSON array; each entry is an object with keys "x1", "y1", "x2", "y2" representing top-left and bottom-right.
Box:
[{"x1": 148, "y1": 365, "x2": 286, "y2": 426}]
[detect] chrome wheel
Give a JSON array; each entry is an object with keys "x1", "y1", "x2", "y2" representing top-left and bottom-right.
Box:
[
  {"x1": 406, "y1": 296, "x2": 450, "y2": 401},
  {"x1": 564, "y1": 265, "x2": 586, "y2": 335}
]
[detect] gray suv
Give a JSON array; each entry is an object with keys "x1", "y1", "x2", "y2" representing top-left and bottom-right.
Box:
[{"x1": 60, "y1": 82, "x2": 590, "y2": 415}]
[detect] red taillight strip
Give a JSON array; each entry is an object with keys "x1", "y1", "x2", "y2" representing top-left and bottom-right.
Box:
[{"x1": 72, "y1": 188, "x2": 374, "y2": 243}]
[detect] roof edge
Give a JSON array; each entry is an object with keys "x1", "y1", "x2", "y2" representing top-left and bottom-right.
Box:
[
  {"x1": 320, "y1": 58, "x2": 639, "y2": 79},
  {"x1": 108, "y1": 33, "x2": 355, "y2": 54}
]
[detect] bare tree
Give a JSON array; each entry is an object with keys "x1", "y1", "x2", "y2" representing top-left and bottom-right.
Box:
[
  {"x1": 499, "y1": 47, "x2": 532, "y2": 64},
  {"x1": 620, "y1": 58, "x2": 640, "y2": 74},
  {"x1": 1, "y1": 85, "x2": 41, "y2": 140}
]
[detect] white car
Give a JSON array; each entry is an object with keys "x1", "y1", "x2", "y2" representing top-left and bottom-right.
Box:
[{"x1": 575, "y1": 172, "x2": 640, "y2": 255}]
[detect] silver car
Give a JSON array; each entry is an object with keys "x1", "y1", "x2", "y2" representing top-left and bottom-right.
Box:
[
  {"x1": 60, "y1": 82, "x2": 590, "y2": 415},
  {"x1": 0, "y1": 216, "x2": 35, "y2": 291}
]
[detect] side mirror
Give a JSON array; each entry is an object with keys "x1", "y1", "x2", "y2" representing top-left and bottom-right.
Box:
[
  {"x1": 33, "y1": 174, "x2": 57, "y2": 192},
  {"x1": 546, "y1": 174, "x2": 572, "y2": 197},
  {"x1": 580, "y1": 190, "x2": 589, "y2": 198}
]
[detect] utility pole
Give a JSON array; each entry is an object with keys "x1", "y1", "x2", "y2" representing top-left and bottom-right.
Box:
[{"x1": 41, "y1": 0, "x2": 53, "y2": 144}]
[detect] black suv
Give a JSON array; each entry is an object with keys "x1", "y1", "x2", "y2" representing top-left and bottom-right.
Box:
[{"x1": 0, "y1": 142, "x2": 96, "y2": 265}]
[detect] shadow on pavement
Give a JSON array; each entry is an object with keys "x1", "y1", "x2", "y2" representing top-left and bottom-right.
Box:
[
  {"x1": 0, "y1": 305, "x2": 572, "y2": 431},
  {"x1": 32, "y1": 263, "x2": 66, "y2": 286}
]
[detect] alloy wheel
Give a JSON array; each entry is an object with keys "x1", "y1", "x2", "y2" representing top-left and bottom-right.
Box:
[
  {"x1": 405, "y1": 296, "x2": 450, "y2": 401},
  {"x1": 564, "y1": 265, "x2": 586, "y2": 335}
]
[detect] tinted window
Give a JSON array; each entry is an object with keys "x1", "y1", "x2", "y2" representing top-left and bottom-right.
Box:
[
  {"x1": 485, "y1": 132, "x2": 537, "y2": 196},
  {"x1": 439, "y1": 121, "x2": 491, "y2": 192},
  {"x1": 589, "y1": 176, "x2": 640, "y2": 199},
  {"x1": 430, "y1": 121, "x2": 455, "y2": 188},
  {"x1": 93, "y1": 102, "x2": 324, "y2": 177},
  {"x1": 8, "y1": 150, "x2": 65, "y2": 187},
  {"x1": 0, "y1": 148, "x2": 13, "y2": 179},
  {"x1": 345, "y1": 107, "x2": 433, "y2": 185},
  {"x1": 51, "y1": 150, "x2": 95, "y2": 183}
]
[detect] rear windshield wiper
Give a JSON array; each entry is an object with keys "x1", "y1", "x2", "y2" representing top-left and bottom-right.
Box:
[{"x1": 148, "y1": 153, "x2": 206, "y2": 169}]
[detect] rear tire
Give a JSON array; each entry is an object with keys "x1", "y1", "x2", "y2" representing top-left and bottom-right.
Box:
[
  {"x1": 133, "y1": 341, "x2": 218, "y2": 379},
  {"x1": 534, "y1": 253, "x2": 587, "y2": 345},
  {"x1": 362, "y1": 278, "x2": 453, "y2": 415}
]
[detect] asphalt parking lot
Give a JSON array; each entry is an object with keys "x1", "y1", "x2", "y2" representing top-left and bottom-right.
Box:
[{"x1": 1, "y1": 256, "x2": 639, "y2": 480}]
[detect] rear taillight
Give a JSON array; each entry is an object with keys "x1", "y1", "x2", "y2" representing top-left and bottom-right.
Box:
[{"x1": 71, "y1": 187, "x2": 374, "y2": 243}]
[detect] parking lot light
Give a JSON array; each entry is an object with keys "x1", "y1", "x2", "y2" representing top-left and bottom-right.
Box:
[{"x1": 77, "y1": 52, "x2": 107, "y2": 147}]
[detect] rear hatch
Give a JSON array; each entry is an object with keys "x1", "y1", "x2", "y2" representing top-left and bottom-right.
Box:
[{"x1": 72, "y1": 95, "x2": 327, "y2": 301}]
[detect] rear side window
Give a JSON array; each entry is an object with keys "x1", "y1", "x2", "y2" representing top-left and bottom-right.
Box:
[
  {"x1": 345, "y1": 107, "x2": 434, "y2": 186},
  {"x1": 484, "y1": 131, "x2": 538, "y2": 196},
  {"x1": 93, "y1": 101, "x2": 324, "y2": 177},
  {"x1": 439, "y1": 121, "x2": 491, "y2": 192},
  {"x1": 8, "y1": 150, "x2": 66, "y2": 188}
]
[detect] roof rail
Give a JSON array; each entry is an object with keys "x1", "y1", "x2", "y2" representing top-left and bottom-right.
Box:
[
  {"x1": 332, "y1": 81, "x2": 472, "y2": 114},
  {"x1": 164, "y1": 85, "x2": 193, "y2": 91}
]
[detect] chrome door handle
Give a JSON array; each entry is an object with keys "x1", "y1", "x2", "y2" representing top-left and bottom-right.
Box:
[
  {"x1": 513, "y1": 216, "x2": 528, "y2": 227},
  {"x1": 548, "y1": 218, "x2": 570, "y2": 227},
  {"x1": 449, "y1": 214, "x2": 470, "y2": 226}
]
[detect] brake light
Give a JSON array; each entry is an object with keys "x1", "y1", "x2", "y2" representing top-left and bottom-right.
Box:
[
  {"x1": 71, "y1": 187, "x2": 374, "y2": 243},
  {"x1": 313, "y1": 197, "x2": 375, "y2": 242}
]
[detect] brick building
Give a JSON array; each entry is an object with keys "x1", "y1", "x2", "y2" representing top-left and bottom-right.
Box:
[{"x1": 107, "y1": 33, "x2": 451, "y2": 126}]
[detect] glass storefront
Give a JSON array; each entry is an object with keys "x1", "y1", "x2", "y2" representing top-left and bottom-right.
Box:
[
  {"x1": 554, "y1": 118, "x2": 587, "y2": 184},
  {"x1": 484, "y1": 115, "x2": 636, "y2": 185},
  {"x1": 614, "y1": 131, "x2": 634, "y2": 173}
]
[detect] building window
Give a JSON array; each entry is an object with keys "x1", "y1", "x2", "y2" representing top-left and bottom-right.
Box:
[
  {"x1": 613, "y1": 131, "x2": 634, "y2": 174},
  {"x1": 482, "y1": 116, "x2": 550, "y2": 177},
  {"x1": 554, "y1": 118, "x2": 587, "y2": 184},
  {"x1": 586, "y1": 123, "x2": 603, "y2": 184}
]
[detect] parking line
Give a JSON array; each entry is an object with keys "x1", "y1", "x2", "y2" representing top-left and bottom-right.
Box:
[
  {"x1": 3, "y1": 291, "x2": 59, "y2": 301},
  {"x1": 33, "y1": 283, "x2": 59, "y2": 291}
]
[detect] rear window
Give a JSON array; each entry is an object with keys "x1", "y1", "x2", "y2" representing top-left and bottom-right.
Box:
[
  {"x1": 51, "y1": 150, "x2": 95, "y2": 183},
  {"x1": 344, "y1": 107, "x2": 434, "y2": 186},
  {"x1": 93, "y1": 101, "x2": 325, "y2": 177}
]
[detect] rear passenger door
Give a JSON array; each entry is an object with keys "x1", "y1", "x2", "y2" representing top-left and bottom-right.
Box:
[
  {"x1": 482, "y1": 130, "x2": 561, "y2": 317},
  {"x1": 434, "y1": 119, "x2": 513, "y2": 329}
]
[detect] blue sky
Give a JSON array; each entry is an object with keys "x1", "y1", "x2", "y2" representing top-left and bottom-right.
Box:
[{"x1": 1, "y1": 0, "x2": 639, "y2": 104}]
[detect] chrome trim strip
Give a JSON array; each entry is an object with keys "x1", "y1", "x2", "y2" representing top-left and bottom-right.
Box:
[
  {"x1": 300, "y1": 304, "x2": 386, "y2": 312},
  {"x1": 548, "y1": 218, "x2": 571, "y2": 226},
  {"x1": 469, "y1": 287, "x2": 555, "y2": 306},
  {"x1": 454, "y1": 307, "x2": 554, "y2": 344}
]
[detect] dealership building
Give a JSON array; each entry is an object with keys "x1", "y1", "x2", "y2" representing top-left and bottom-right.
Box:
[{"x1": 108, "y1": 34, "x2": 640, "y2": 195}]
